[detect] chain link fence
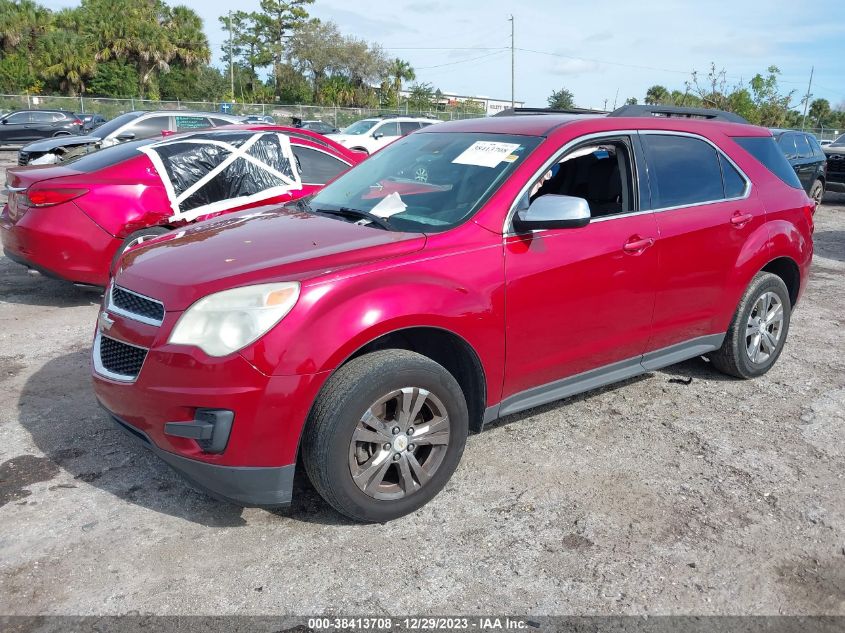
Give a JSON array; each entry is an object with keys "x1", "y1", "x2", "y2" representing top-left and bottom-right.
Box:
[{"x1": 0, "y1": 94, "x2": 485, "y2": 128}]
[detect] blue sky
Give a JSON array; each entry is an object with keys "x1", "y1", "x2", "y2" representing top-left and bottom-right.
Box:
[{"x1": 44, "y1": 0, "x2": 845, "y2": 111}]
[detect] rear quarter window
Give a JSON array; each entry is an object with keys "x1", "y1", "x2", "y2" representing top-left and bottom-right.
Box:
[
  {"x1": 734, "y1": 137, "x2": 802, "y2": 189},
  {"x1": 63, "y1": 138, "x2": 158, "y2": 172}
]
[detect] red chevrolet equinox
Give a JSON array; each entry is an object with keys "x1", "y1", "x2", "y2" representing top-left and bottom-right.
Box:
[{"x1": 92, "y1": 106, "x2": 814, "y2": 522}]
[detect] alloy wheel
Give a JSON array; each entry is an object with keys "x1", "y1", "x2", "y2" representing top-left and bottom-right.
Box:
[
  {"x1": 745, "y1": 291, "x2": 784, "y2": 364},
  {"x1": 349, "y1": 387, "x2": 450, "y2": 500}
]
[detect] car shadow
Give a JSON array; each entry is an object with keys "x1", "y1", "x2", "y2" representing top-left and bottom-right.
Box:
[
  {"x1": 812, "y1": 229, "x2": 844, "y2": 263},
  {"x1": 0, "y1": 258, "x2": 101, "y2": 307},
  {"x1": 17, "y1": 349, "x2": 354, "y2": 527}
]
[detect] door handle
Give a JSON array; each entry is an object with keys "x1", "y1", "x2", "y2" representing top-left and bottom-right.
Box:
[
  {"x1": 623, "y1": 236, "x2": 655, "y2": 254},
  {"x1": 730, "y1": 212, "x2": 753, "y2": 227}
]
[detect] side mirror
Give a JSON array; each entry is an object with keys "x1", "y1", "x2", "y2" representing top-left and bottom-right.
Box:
[
  {"x1": 513, "y1": 194, "x2": 591, "y2": 232},
  {"x1": 373, "y1": 132, "x2": 384, "y2": 140},
  {"x1": 1, "y1": 119, "x2": 7, "y2": 125},
  {"x1": 115, "y1": 131, "x2": 136, "y2": 142}
]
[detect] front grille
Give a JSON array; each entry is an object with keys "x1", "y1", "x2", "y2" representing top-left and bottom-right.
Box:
[
  {"x1": 111, "y1": 286, "x2": 165, "y2": 325},
  {"x1": 826, "y1": 154, "x2": 845, "y2": 174},
  {"x1": 17, "y1": 151, "x2": 28, "y2": 166},
  {"x1": 98, "y1": 335, "x2": 147, "y2": 379}
]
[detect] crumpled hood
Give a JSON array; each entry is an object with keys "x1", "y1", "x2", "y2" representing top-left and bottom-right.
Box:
[
  {"x1": 115, "y1": 205, "x2": 426, "y2": 311},
  {"x1": 22, "y1": 135, "x2": 100, "y2": 152}
]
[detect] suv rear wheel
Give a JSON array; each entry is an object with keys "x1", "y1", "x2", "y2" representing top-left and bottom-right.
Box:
[
  {"x1": 302, "y1": 349, "x2": 468, "y2": 522},
  {"x1": 709, "y1": 272, "x2": 791, "y2": 379}
]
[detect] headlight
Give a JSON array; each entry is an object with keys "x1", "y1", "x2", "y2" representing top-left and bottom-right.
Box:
[{"x1": 168, "y1": 282, "x2": 300, "y2": 357}]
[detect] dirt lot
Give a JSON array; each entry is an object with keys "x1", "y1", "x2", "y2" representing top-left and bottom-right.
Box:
[{"x1": 0, "y1": 148, "x2": 842, "y2": 617}]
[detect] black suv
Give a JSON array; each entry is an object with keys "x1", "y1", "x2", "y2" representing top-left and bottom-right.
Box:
[
  {"x1": 822, "y1": 133, "x2": 845, "y2": 196},
  {"x1": 771, "y1": 129, "x2": 827, "y2": 204},
  {"x1": 0, "y1": 110, "x2": 82, "y2": 145}
]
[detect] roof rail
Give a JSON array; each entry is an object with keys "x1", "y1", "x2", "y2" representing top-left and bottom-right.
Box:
[
  {"x1": 494, "y1": 106, "x2": 608, "y2": 117},
  {"x1": 609, "y1": 104, "x2": 749, "y2": 124}
]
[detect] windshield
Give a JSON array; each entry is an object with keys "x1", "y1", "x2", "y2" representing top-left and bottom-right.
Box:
[
  {"x1": 91, "y1": 112, "x2": 143, "y2": 139},
  {"x1": 342, "y1": 119, "x2": 378, "y2": 135},
  {"x1": 308, "y1": 132, "x2": 541, "y2": 233},
  {"x1": 831, "y1": 134, "x2": 845, "y2": 147}
]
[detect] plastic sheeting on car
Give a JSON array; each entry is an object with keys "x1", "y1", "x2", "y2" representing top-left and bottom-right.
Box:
[{"x1": 138, "y1": 130, "x2": 302, "y2": 223}]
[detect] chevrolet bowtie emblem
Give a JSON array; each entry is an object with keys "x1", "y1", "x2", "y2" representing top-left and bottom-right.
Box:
[{"x1": 98, "y1": 311, "x2": 114, "y2": 331}]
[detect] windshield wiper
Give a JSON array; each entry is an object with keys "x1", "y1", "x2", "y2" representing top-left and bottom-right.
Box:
[{"x1": 314, "y1": 206, "x2": 392, "y2": 231}]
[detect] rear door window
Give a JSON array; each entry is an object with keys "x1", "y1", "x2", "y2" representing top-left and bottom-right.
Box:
[
  {"x1": 31, "y1": 112, "x2": 57, "y2": 123},
  {"x1": 641, "y1": 134, "x2": 725, "y2": 208},
  {"x1": 375, "y1": 121, "x2": 400, "y2": 137},
  {"x1": 293, "y1": 146, "x2": 349, "y2": 184},
  {"x1": 399, "y1": 122, "x2": 421, "y2": 135},
  {"x1": 807, "y1": 135, "x2": 824, "y2": 157},
  {"x1": 777, "y1": 133, "x2": 797, "y2": 159},
  {"x1": 794, "y1": 134, "x2": 813, "y2": 159},
  {"x1": 128, "y1": 115, "x2": 172, "y2": 138},
  {"x1": 734, "y1": 136, "x2": 802, "y2": 189},
  {"x1": 719, "y1": 154, "x2": 747, "y2": 198}
]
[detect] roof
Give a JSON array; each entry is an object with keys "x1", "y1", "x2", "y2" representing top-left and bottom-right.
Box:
[{"x1": 422, "y1": 113, "x2": 769, "y2": 138}]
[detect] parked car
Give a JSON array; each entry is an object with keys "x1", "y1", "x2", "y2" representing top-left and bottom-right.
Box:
[
  {"x1": 91, "y1": 106, "x2": 813, "y2": 522},
  {"x1": 17, "y1": 111, "x2": 241, "y2": 165},
  {"x1": 241, "y1": 114, "x2": 275, "y2": 124},
  {"x1": 292, "y1": 117, "x2": 339, "y2": 135},
  {"x1": 79, "y1": 113, "x2": 107, "y2": 133},
  {"x1": 0, "y1": 110, "x2": 82, "y2": 146},
  {"x1": 822, "y1": 133, "x2": 845, "y2": 195},
  {"x1": 327, "y1": 115, "x2": 439, "y2": 154},
  {"x1": 771, "y1": 129, "x2": 827, "y2": 204},
  {"x1": 819, "y1": 139, "x2": 833, "y2": 147},
  {"x1": 1, "y1": 125, "x2": 365, "y2": 287}
]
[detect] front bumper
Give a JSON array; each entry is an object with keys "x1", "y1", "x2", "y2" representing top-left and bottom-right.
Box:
[
  {"x1": 107, "y1": 409, "x2": 295, "y2": 506},
  {"x1": 1, "y1": 202, "x2": 120, "y2": 286}
]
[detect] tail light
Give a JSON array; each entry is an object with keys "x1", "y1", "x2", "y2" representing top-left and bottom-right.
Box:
[
  {"x1": 803, "y1": 202, "x2": 815, "y2": 233},
  {"x1": 26, "y1": 187, "x2": 88, "y2": 207},
  {"x1": 72, "y1": 119, "x2": 83, "y2": 126}
]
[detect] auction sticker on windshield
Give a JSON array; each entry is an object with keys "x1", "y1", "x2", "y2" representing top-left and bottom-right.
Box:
[{"x1": 452, "y1": 141, "x2": 522, "y2": 168}]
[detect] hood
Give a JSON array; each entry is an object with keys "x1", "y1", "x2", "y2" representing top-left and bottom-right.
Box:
[
  {"x1": 823, "y1": 145, "x2": 845, "y2": 156},
  {"x1": 116, "y1": 205, "x2": 426, "y2": 310},
  {"x1": 22, "y1": 135, "x2": 100, "y2": 152}
]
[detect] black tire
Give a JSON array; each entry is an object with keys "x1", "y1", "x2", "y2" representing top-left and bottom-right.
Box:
[
  {"x1": 708, "y1": 272, "x2": 791, "y2": 379},
  {"x1": 810, "y1": 179, "x2": 825, "y2": 206},
  {"x1": 111, "y1": 227, "x2": 169, "y2": 270},
  {"x1": 302, "y1": 349, "x2": 468, "y2": 523}
]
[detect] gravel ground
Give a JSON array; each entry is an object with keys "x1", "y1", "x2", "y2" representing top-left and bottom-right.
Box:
[{"x1": 0, "y1": 149, "x2": 842, "y2": 617}]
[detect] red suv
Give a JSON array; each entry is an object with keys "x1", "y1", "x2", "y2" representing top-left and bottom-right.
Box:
[{"x1": 92, "y1": 106, "x2": 814, "y2": 522}]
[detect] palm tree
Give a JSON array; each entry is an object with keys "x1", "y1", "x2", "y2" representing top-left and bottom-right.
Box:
[
  {"x1": 40, "y1": 30, "x2": 96, "y2": 96},
  {"x1": 389, "y1": 58, "x2": 415, "y2": 96},
  {"x1": 0, "y1": 0, "x2": 51, "y2": 52},
  {"x1": 645, "y1": 85, "x2": 671, "y2": 105}
]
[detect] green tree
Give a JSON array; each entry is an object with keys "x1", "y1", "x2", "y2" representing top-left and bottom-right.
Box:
[
  {"x1": 749, "y1": 66, "x2": 794, "y2": 127},
  {"x1": 39, "y1": 29, "x2": 95, "y2": 95},
  {"x1": 547, "y1": 87, "x2": 575, "y2": 109},
  {"x1": 808, "y1": 98, "x2": 831, "y2": 126},
  {"x1": 289, "y1": 20, "x2": 339, "y2": 103},
  {"x1": 388, "y1": 57, "x2": 415, "y2": 96},
  {"x1": 625, "y1": 97, "x2": 637, "y2": 105},
  {"x1": 406, "y1": 81, "x2": 434, "y2": 111},
  {"x1": 87, "y1": 59, "x2": 139, "y2": 97},
  {"x1": 645, "y1": 85, "x2": 670, "y2": 105},
  {"x1": 252, "y1": 0, "x2": 313, "y2": 96}
]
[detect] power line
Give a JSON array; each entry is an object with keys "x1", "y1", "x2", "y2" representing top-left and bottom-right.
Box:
[{"x1": 415, "y1": 49, "x2": 508, "y2": 70}]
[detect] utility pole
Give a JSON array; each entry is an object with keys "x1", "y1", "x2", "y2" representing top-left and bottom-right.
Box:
[
  {"x1": 801, "y1": 66, "x2": 814, "y2": 130},
  {"x1": 228, "y1": 11, "x2": 235, "y2": 102},
  {"x1": 509, "y1": 15, "x2": 514, "y2": 109}
]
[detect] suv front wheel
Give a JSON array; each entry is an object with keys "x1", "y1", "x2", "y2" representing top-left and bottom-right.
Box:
[
  {"x1": 302, "y1": 349, "x2": 468, "y2": 522},
  {"x1": 709, "y1": 272, "x2": 791, "y2": 379}
]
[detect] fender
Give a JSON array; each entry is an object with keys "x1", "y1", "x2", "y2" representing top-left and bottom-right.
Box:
[{"x1": 238, "y1": 235, "x2": 507, "y2": 405}]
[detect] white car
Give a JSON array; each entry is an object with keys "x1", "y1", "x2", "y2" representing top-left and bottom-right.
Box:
[{"x1": 327, "y1": 116, "x2": 439, "y2": 154}]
